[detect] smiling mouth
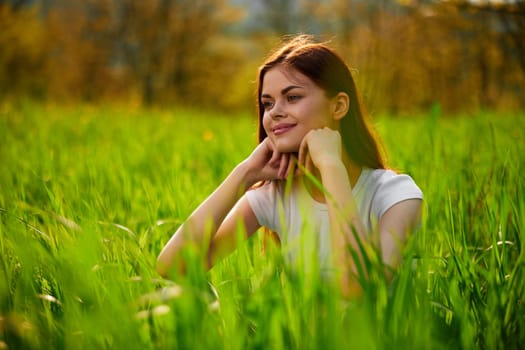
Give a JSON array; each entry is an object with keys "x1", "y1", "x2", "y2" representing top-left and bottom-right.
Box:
[{"x1": 272, "y1": 124, "x2": 296, "y2": 136}]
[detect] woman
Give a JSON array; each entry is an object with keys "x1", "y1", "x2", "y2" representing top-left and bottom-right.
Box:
[{"x1": 157, "y1": 35, "x2": 423, "y2": 297}]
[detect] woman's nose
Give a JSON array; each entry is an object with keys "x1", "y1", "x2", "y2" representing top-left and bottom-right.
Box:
[{"x1": 269, "y1": 102, "x2": 286, "y2": 119}]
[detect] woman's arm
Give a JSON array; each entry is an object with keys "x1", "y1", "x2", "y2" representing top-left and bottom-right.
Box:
[
  {"x1": 317, "y1": 160, "x2": 366, "y2": 297},
  {"x1": 299, "y1": 128, "x2": 367, "y2": 297},
  {"x1": 321, "y1": 167, "x2": 422, "y2": 296},
  {"x1": 299, "y1": 128, "x2": 422, "y2": 298},
  {"x1": 156, "y1": 164, "x2": 257, "y2": 278},
  {"x1": 157, "y1": 138, "x2": 291, "y2": 278},
  {"x1": 378, "y1": 199, "x2": 422, "y2": 270}
]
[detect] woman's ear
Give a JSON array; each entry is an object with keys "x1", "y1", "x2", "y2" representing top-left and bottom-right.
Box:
[{"x1": 331, "y1": 92, "x2": 349, "y2": 121}]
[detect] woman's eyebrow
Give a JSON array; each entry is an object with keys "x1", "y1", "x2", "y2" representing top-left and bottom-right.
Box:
[
  {"x1": 261, "y1": 85, "x2": 303, "y2": 99},
  {"x1": 281, "y1": 85, "x2": 302, "y2": 95}
]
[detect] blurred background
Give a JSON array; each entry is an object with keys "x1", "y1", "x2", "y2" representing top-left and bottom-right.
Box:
[{"x1": 1, "y1": 0, "x2": 524, "y2": 115}]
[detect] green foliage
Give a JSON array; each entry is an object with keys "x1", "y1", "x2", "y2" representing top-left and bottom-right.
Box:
[{"x1": 0, "y1": 103, "x2": 524, "y2": 349}]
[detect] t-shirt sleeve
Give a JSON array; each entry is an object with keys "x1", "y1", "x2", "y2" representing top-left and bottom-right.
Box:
[
  {"x1": 245, "y1": 182, "x2": 280, "y2": 232},
  {"x1": 371, "y1": 173, "x2": 423, "y2": 219}
]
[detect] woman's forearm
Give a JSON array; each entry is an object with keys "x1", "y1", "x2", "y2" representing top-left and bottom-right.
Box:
[
  {"x1": 156, "y1": 163, "x2": 253, "y2": 277},
  {"x1": 319, "y1": 160, "x2": 366, "y2": 297}
]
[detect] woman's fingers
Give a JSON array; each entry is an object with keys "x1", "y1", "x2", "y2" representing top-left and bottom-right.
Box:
[
  {"x1": 299, "y1": 133, "x2": 316, "y2": 176},
  {"x1": 285, "y1": 154, "x2": 297, "y2": 178},
  {"x1": 298, "y1": 134, "x2": 309, "y2": 171},
  {"x1": 278, "y1": 153, "x2": 289, "y2": 179},
  {"x1": 268, "y1": 146, "x2": 281, "y2": 168},
  {"x1": 305, "y1": 152, "x2": 313, "y2": 175}
]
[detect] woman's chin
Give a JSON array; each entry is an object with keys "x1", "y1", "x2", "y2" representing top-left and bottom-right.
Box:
[{"x1": 275, "y1": 143, "x2": 299, "y2": 154}]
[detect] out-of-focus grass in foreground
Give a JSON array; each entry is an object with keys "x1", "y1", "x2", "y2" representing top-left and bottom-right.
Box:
[{"x1": 0, "y1": 103, "x2": 523, "y2": 349}]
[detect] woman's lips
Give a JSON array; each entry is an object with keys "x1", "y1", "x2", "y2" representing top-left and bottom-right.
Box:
[{"x1": 272, "y1": 123, "x2": 296, "y2": 136}]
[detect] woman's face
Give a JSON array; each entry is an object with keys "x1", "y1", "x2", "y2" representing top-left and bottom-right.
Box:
[{"x1": 261, "y1": 66, "x2": 337, "y2": 153}]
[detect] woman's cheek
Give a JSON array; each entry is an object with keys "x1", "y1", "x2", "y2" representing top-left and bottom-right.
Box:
[{"x1": 262, "y1": 116, "x2": 272, "y2": 137}]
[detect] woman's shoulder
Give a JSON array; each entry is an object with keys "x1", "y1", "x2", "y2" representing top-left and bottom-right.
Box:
[
  {"x1": 245, "y1": 180, "x2": 292, "y2": 232},
  {"x1": 358, "y1": 168, "x2": 423, "y2": 219},
  {"x1": 358, "y1": 167, "x2": 423, "y2": 200},
  {"x1": 363, "y1": 167, "x2": 403, "y2": 179},
  {"x1": 361, "y1": 168, "x2": 420, "y2": 187},
  {"x1": 246, "y1": 180, "x2": 288, "y2": 203},
  {"x1": 249, "y1": 180, "x2": 286, "y2": 193}
]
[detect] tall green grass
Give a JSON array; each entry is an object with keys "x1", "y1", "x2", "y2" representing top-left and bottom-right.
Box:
[{"x1": 1, "y1": 103, "x2": 523, "y2": 349}]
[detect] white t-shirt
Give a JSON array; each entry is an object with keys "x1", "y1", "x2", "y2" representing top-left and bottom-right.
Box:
[{"x1": 245, "y1": 168, "x2": 423, "y2": 271}]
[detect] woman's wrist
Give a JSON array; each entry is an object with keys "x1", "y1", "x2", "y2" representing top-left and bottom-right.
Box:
[
  {"x1": 317, "y1": 157, "x2": 345, "y2": 175},
  {"x1": 234, "y1": 161, "x2": 258, "y2": 190}
]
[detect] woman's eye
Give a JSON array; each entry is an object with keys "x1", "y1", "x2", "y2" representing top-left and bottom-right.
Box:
[
  {"x1": 287, "y1": 95, "x2": 302, "y2": 102},
  {"x1": 262, "y1": 101, "x2": 274, "y2": 110}
]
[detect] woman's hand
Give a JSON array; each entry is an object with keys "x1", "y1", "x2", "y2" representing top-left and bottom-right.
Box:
[
  {"x1": 242, "y1": 138, "x2": 297, "y2": 187},
  {"x1": 298, "y1": 127, "x2": 343, "y2": 175}
]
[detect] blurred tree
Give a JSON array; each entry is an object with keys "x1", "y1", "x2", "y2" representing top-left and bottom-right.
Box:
[
  {"x1": 325, "y1": 0, "x2": 525, "y2": 113},
  {"x1": 0, "y1": 0, "x2": 33, "y2": 10},
  {"x1": 0, "y1": 4, "x2": 47, "y2": 101},
  {"x1": 115, "y1": 0, "x2": 242, "y2": 106},
  {"x1": 259, "y1": 0, "x2": 296, "y2": 34},
  {"x1": 446, "y1": 1, "x2": 525, "y2": 68},
  {"x1": 42, "y1": 0, "x2": 122, "y2": 102},
  {"x1": 7, "y1": 0, "x2": 244, "y2": 106},
  {"x1": 0, "y1": 0, "x2": 523, "y2": 112},
  {"x1": 442, "y1": 0, "x2": 525, "y2": 107}
]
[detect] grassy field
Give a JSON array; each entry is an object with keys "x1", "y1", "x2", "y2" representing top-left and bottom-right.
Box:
[{"x1": 1, "y1": 103, "x2": 524, "y2": 349}]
